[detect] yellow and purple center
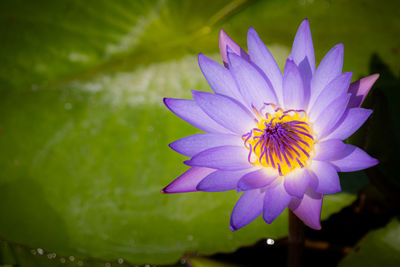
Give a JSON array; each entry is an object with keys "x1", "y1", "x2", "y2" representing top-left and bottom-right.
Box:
[{"x1": 243, "y1": 104, "x2": 314, "y2": 176}]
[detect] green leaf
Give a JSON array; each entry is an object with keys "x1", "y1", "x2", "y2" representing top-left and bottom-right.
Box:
[
  {"x1": 188, "y1": 257, "x2": 239, "y2": 267},
  {"x1": 339, "y1": 218, "x2": 400, "y2": 267},
  {"x1": 0, "y1": 0, "x2": 399, "y2": 266},
  {"x1": 0, "y1": 239, "x2": 125, "y2": 267},
  {"x1": 0, "y1": 53, "x2": 291, "y2": 265}
]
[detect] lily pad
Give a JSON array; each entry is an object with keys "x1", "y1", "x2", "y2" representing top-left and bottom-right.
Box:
[
  {"x1": 0, "y1": 0, "x2": 399, "y2": 265},
  {"x1": 339, "y1": 218, "x2": 400, "y2": 267}
]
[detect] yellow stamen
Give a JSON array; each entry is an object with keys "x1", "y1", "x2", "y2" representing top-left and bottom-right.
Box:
[{"x1": 243, "y1": 108, "x2": 314, "y2": 176}]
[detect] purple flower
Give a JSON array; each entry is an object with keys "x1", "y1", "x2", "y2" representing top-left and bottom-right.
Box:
[{"x1": 162, "y1": 19, "x2": 379, "y2": 230}]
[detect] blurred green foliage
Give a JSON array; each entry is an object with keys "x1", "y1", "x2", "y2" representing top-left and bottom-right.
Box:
[
  {"x1": 339, "y1": 218, "x2": 400, "y2": 267},
  {"x1": 0, "y1": 0, "x2": 399, "y2": 266}
]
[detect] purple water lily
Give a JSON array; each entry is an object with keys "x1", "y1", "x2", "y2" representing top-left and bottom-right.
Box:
[{"x1": 162, "y1": 19, "x2": 378, "y2": 230}]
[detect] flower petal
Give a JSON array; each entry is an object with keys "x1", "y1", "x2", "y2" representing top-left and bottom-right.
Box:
[
  {"x1": 237, "y1": 168, "x2": 278, "y2": 191},
  {"x1": 330, "y1": 145, "x2": 378, "y2": 172},
  {"x1": 198, "y1": 53, "x2": 244, "y2": 102},
  {"x1": 169, "y1": 133, "x2": 243, "y2": 157},
  {"x1": 247, "y1": 27, "x2": 283, "y2": 105},
  {"x1": 348, "y1": 74, "x2": 380, "y2": 108},
  {"x1": 192, "y1": 90, "x2": 255, "y2": 134},
  {"x1": 185, "y1": 145, "x2": 252, "y2": 171},
  {"x1": 228, "y1": 52, "x2": 278, "y2": 110},
  {"x1": 312, "y1": 94, "x2": 350, "y2": 139},
  {"x1": 309, "y1": 44, "x2": 344, "y2": 107},
  {"x1": 284, "y1": 168, "x2": 311, "y2": 198},
  {"x1": 162, "y1": 167, "x2": 215, "y2": 193},
  {"x1": 219, "y1": 29, "x2": 250, "y2": 68},
  {"x1": 290, "y1": 19, "x2": 315, "y2": 99},
  {"x1": 283, "y1": 59, "x2": 305, "y2": 109},
  {"x1": 230, "y1": 189, "x2": 264, "y2": 231},
  {"x1": 291, "y1": 19, "x2": 315, "y2": 73},
  {"x1": 197, "y1": 169, "x2": 251, "y2": 192},
  {"x1": 289, "y1": 188, "x2": 322, "y2": 230},
  {"x1": 309, "y1": 72, "x2": 352, "y2": 121},
  {"x1": 263, "y1": 178, "x2": 292, "y2": 223},
  {"x1": 163, "y1": 98, "x2": 230, "y2": 133},
  {"x1": 309, "y1": 160, "x2": 341, "y2": 194},
  {"x1": 323, "y1": 108, "x2": 373, "y2": 141},
  {"x1": 313, "y1": 139, "x2": 347, "y2": 161}
]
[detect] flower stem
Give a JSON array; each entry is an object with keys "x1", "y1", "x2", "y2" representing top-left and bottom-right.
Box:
[{"x1": 288, "y1": 210, "x2": 304, "y2": 267}]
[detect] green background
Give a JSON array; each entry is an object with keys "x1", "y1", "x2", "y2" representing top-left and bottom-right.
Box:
[{"x1": 0, "y1": 0, "x2": 399, "y2": 266}]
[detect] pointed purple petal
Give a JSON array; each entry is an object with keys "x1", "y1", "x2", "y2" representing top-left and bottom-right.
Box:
[
  {"x1": 237, "y1": 168, "x2": 278, "y2": 191},
  {"x1": 169, "y1": 133, "x2": 242, "y2": 157},
  {"x1": 230, "y1": 189, "x2": 264, "y2": 231},
  {"x1": 197, "y1": 169, "x2": 251, "y2": 192},
  {"x1": 312, "y1": 94, "x2": 350, "y2": 139},
  {"x1": 290, "y1": 19, "x2": 315, "y2": 100},
  {"x1": 289, "y1": 188, "x2": 322, "y2": 230},
  {"x1": 309, "y1": 160, "x2": 341, "y2": 194},
  {"x1": 163, "y1": 98, "x2": 230, "y2": 133},
  {"x1": 309, "y1": 72, "x2": 352, "y2": 121},
  {"x1": 228, "y1": 52, "x2": 278, "y2": 109},
  {"x1": 313, "y1": 139, "x2": 347, "y2": 161},
  {"x1": 284, "y1": 168, "x2": 311, "y2": 199},
  {"x1": 247, "y1": 27, "x2": 283, "y2": 104},
  {"x1": 283, "y1": 59, "x2": 306, "y2": 110},
  {"x1": 162, "y1": 167, "x2": 215, "y2": 193},
  {"x1": 330, "y1": 145, "x2": 378, "y2": 172},
  {"x1": 291, "y1": 19, "x2": 315, "y2": 73},
  {"x1": 309, "y1": 44, "x2": 344, "y2": 107},
  {"x1": 198, "y1": 53, "x2": 244, "y2": 102},
  {"x1": 192, "y1": 90, "x2": 255, "y2": 134},
  {"x1": 219, "y1": 29, "x2": 250, "y2": 68},
  {"x1": 348, "y1": 74, "x2": 380, "y2": 108},
  {"x1": 263, "y1": 178, "x2": 292, "y2": 223},
  {"x1": 185, "y1": 145, "x2": 252, "y2": 171},
  {"x1": 323, "y1": 108, "x2": 373, "y2": 141}
]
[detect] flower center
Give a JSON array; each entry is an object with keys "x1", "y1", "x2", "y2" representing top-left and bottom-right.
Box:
[{"x1": 243, "y1": 104, "x2": 314, "y2": 176}]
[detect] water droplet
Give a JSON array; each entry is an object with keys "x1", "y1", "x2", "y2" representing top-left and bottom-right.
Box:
[
  {"x1": 105, "y1": 263, "x2": 111, "y2": 267},
  {"x1": 266, "y1": 238, "x2": 275, "y2": 245},
  {"x1": 145, "y1": 264, "x2": 150, "y2": 267},
  {"x1": 47, "y1": 254, "x2": 52, "y2": 259},
  {"x1": 118, "y1": 258, "x2": 124, "y2": 264},
  {"x1": 60, "y1": 258, "x2": 66, "y2": 263},
  {"x1": 37, "y1": 248, "x2": 44, "y2": 255},
  {"x1": 31, "y1": 249, "x2": 37, "y2": 255},
  {"x1": 69, "y1": 256, "x2": 75, "y2": 262},
  {"x1": 78, "y1": 260, "x2": 84, "y2": 266}
]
